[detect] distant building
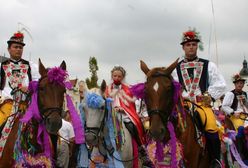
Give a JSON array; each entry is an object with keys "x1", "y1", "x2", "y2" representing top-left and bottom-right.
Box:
[
  {"x1": 240, "y1": 58, "x2": 248, "y2": 91},
  {"x1": 64, "y1": 78, "x2": 84, "y2": 114}
]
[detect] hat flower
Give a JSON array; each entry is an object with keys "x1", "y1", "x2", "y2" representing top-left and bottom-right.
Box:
[{"x1": 14, "y1": 32, "x2": 24, "y2": 38}]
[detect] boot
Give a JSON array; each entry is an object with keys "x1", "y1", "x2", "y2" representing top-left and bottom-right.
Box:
[
  {"x1": 205, "y1": 132, "x2": 221, "y2": 168},
  {"x1": 138, "y1": 145, "x2": 154, "y2": 168}
]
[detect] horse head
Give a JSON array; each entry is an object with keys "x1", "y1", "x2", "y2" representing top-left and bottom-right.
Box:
[
  {"x1": 140, "y1": 59, "x2": 178, "y2": 141},
  {"x1": 38, "y1": 59, "x2": 67, "y2": 134},
  {"x1": 82, "y1": 80, "x2": 107, "y2": 146}
]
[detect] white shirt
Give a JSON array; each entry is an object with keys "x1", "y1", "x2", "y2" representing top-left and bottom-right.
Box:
[
  {"x1": 221, "y1": 91, "x2": 248, "y2": 115},
  {"x1": 59, "y1": 119, "x2": 75, "y2": 142},
  {"x1": 108, "y1": 83, "x2": 137, "y2": 122},
  {"x1": 135, "y1": 98, "x2": 148, "y2": 118},
  {"x1": 0, "y1": 60, "x2": 40, "y2": 99},
  {"x1": 172, "y1": 60, "x2": 226, "y2": 100}
]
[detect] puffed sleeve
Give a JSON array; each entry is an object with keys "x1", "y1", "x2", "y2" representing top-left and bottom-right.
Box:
[
  {"x1": 30, "y1": 61, "x2": 40, "y2": 81},
  {"x1": 221, "y1": 92, "x2": 235, "y2": 115},
  {"x1": 207, "y1": 62, "x2": 226, "y2": 100},
  {"x1": 171, "y1": 69, "x2": 179, "y2": 82}
]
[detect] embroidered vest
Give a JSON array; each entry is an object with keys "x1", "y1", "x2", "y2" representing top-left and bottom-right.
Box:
[
  {"x1": 231, "y1": 90, "x2": 247, "y2": 111},
  {"x1": 0, "y1": 59, "x2": 32, "y2": 90},
  {"x1": 176, "y1": 58, "x2": 209, "y2": 94}
]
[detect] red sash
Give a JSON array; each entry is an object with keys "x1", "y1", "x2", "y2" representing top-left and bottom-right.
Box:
[{"x1": 106, "y1": 83, "x2": 145, "y2": 144}]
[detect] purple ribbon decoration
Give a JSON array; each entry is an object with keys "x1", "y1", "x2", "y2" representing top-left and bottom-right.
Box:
[
  {"x1": 20, "y1": 81, "x2": 51, "y2": 157},
  {"x1": 66, "y1": 94, "x2": 85, "y2": 144}
]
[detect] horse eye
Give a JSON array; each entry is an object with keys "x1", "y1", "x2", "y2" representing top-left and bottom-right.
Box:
[
  {"x1": 39, "y1": 86, "x2": 45, "y2": 91},
  {"x1": 100, "y1": 106, "x2": 105, "y2": 110}
]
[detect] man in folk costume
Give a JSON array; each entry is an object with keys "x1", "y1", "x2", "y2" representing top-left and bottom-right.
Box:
[
  {"x1": 222, "y1": 74, "x2": 248, "y2": 131},
  {"x1": 172, "y1": 28, "x2": 226, "y2": 167},
  {"x1": 105, "y1": 65, "x2": 153, "y2": 167},
  {"x1": 222, "y1": 74, "x2": 248, "y2": 160},
  {"x1": 0, "y1": 31, "x2": 39, "y2": 126}
]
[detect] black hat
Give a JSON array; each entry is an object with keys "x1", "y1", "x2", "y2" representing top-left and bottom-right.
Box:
[
  {"x1": 7, "y1": 31, "x2": 25, "y2": 46},
  {"x1": 180, "y1": 28, "x2": 204, "y2": 51},
  {"x1": 180, "y1": 29, "x2": 200, "y2": 45}
]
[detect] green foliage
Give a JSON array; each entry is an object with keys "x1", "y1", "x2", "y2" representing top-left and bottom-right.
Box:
[{"x1": 86, "y1": 56, "x2": 99, "y2": 89}]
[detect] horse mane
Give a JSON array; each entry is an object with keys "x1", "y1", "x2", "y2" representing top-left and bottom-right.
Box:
[
  {"x1": 85, "y1": 88, "x2": 105, "y2": 109},
  {"x1": 146, "y1": 67, "x2": 174, "y2": 80}
]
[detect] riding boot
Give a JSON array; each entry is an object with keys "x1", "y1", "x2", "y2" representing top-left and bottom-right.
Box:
[
  {"x1": 205, "y1": 132, "x2": 221, "y2": 168},
  {"x1": 124, "y1": 122, "x2": 154, "y2": 167}
]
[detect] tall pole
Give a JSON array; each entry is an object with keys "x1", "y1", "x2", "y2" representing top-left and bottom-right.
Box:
[{"x1": 211, "y1": 0, "x2": 219, "y2": 67}]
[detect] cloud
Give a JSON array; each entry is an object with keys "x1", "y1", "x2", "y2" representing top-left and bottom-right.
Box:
[{"x1": 0, "y1": 0, "x2": 248, "y2": 91}]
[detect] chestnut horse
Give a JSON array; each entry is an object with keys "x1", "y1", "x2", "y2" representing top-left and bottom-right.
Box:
[
  {"x1": 0, "y1": 59, "x2": 67, "y2": 167},
  {"x1": 140, "y1": 59, "x2": 210, "y2": 168}
]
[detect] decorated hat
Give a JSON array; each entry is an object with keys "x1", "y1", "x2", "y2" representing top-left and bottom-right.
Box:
[
  {"x1": 180, "y1": 28, "x2": 203, "y2": 51},
  {"x1": 232, "y1": 74, "x2": 246, "y2": 83},
  {"x1": 7, "y1": 31, "x2": 25, "y2": 46}
]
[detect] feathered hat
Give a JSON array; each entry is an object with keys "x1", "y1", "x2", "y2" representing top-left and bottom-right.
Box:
[
  {"x1": 181, "y1": 28, "x2": 203, "y2": 51},
  {"x1": 7, "y1": 31, "x2": 25, "y2": 46},
  {"x1": 232, "y1": 74, "x2": 246, "y2": 83}
]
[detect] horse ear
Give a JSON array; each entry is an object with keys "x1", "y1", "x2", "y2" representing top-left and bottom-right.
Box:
[
  {"x1": 165, "y1": 58, "x2": 179, "y2": 75},
  {"x1": 140, "y1": 60, "x2": 150, "y2": 75},
  {"x1": 60, "y1": 60, "x2": 66, "y2": 70},
  {"x1": 100, "y1": 80, "x2": 107, "y2": 94},
  {"x1": 39, "y1": 58, "x2": 48, "y2": 77}
]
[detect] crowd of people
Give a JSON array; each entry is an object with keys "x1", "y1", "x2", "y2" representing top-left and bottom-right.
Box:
[{"x1": 0, "y1": 28, "x2": 248, "y2": 167}]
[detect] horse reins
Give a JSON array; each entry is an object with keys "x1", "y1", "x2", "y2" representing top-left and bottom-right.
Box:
[
  {"x1": 85, "y1": 100, "x2": 140, "y2": 164},
  {"x1": 85, "y1": 100, "x2": 108, "y2": 164},
  {"x1": 85, "y1": 102, "x2": 107, "y2": 142}
]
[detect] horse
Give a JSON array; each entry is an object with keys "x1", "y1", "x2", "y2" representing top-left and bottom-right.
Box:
[
  {"x1": 0, "y1": 59, "x2": 67, "y2": 167},
  {"x1": 224, "y1": 113, "x2": 248, "y2": 167},
  {"x1": 140, "y1": 59, "x2": 210, "y2": 168},
  {"x1": 81, "y1": 80, "x2": 137, "y2": 168}
]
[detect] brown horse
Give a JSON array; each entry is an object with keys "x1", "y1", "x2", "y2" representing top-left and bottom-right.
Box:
[
  {"x1": 0, "y1": 59, "x2": 67, "y2": 167},
  {"x1": 140, "y1": 59, "x2": 210, "y2": 168}
]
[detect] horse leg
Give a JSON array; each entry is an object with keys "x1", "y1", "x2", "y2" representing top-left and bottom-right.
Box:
[
  {"x1": 0, "y1": 118, "x2": 19, "y2": 167},
  {"x1": 180, "y1": 114, "x2": 210, "y2": 168},
  {"x1": 121, "y1": 123, "x2": 133, "y2": 168},
  {"x1": 68, "y1": 143, "x2": 78, "y2": 168}
]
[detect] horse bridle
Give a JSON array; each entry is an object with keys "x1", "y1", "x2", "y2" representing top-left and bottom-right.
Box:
[
  {"x1": 85, "y1": 100, "x2": 140, "y2": 163},
  {"x1": 37, "y1": 76, "x2": 64, "y2": 120},
  {"x1": 85, "y1": 98, "x2": 108, "y2": 144},
  {"x1": 84, "y1": 101, "x2": 109, "y2": 164},
  {"x1": 146, "y1": 72, "x2": 174, "y2": 125},
  {"x1": 85, "y1": 102, "x2": 107, "y2": 143}
]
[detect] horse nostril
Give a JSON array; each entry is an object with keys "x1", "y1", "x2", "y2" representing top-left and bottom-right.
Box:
[
  {"x1": 161, "y1": 128, "x2": 166, "y2": 135},
  {"x1": 85, "y1": 133, "x2": 98, "y2": 146},
  {"x1": 149, "y1": 130, "x2": 160, "y2": 140},
  {"x1": 45, "y1": 116, "x2": 62, "y2": 134}
]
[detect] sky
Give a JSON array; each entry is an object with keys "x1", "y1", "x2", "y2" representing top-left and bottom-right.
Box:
[{"x1": 0, "y1": 0, "x2": 248, "y2": 90}]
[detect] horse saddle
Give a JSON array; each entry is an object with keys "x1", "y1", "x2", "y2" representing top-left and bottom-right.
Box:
[
  {"x1": 0, "y1": 121, "x2": 6, "y2": 138},
  {"x1": 184, "y1": 101, "x2": 206, "y2": 133}
]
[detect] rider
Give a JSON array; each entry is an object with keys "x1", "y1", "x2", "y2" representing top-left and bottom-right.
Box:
[
  {"x1": 222, "y1": 74, "x2": 248, "y2": 131},
  {"x1": 173, "y1": 28, "x2": 226, "y2": 167},
  {"x1": 105, "y1": 65, "x2": 153, "y2": 167},
  {"x1": 221, "y1": 74, "x2": 248, "y2": 161},
  {"x1": 0, "y1": 31, "x2": 39, "y2": 126}
]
